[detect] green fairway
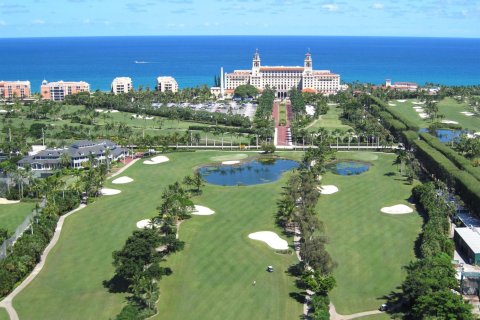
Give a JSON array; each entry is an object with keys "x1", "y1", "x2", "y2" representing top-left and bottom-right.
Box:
[
  {"x1": 0, "y1": 202, "x2": 36, "y2": 233},
  {"x1": 13, "y1": 151, "x2": 302, "y2": 319},
  {"x1": 319, "y1": 152, "x2": 422, "y2": 314},
  {"x1": 360, "y1": 314, "x2": 390, "y2": 320},
  {"x1": 0, "y1": 307, "x2": 9, "y2": 320},
  {"x1": 387, "y1": 98, "x2": 480, "y2": 130},
  {"x1": 307, "y1": 104, "x2": 353, "y2": 132}
]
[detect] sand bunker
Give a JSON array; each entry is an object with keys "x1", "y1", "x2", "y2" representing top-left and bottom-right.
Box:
[
  {"x1": 222, "y1": 160, "x2": 240, "y2": 165},
  {"x1": 413, "y1": 106, "x2": 423, "y2": 110},
  {"x1": 412, "y1": 101, "x2": 425, "y2": 105},
  {"x1": 388, "y1": 103, "x2": 396, "y2": 107},
  {"x1": 95, "y1": 108, "x2": 104, "y2": 113},
  {"x1": 248, "y1": 231, "x2": 289, "y2": 250},
  {"x1": 442, "y1": 120, "x2": 459, "y2": 124},
  {"x1": 191, "y1": 205, "x2": 215, "y2": 216},
  {"x1": 144, "y1": 155, "x2": 169, "y2": 165},
  {"x1": 136, "y1": 219, "x2": 160, "y2": 229},
  {"x1": 414, "y1": 108, "x2": 425, "y2": 112},
  {"x1": 0, "y1": 198, "x2": 20, "y2": 204},
  {"x1": 381, "y1": 204, "x2": 413, "y2": 214},
  {"x1": 396, "y1": 99, "x2": 407, "y2": 103},
  {"x1": 317, "y1": 185, "x2": 339, "y2": 195},
  {"x1": 419, "y1": 113, "x2": 429, "y2": 119},
  {"x1": 210, "y1": 154, "x2": 248, "y2": 162},
  {"x1": 461, "y1": 111, "x2": 475, "y2": 117},
  {"x1": 100, "y1": 188, "x2": 121, "y2": 195},
  {"x1": 112, "y1": 176, "x2": 133, "y2": 184},
  {"x1": 133, "y1": 114, "x2": 154, "y2": 120}
]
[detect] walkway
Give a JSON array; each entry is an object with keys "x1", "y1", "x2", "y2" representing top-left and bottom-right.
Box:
[
  {"x1": 272, "y1": 100, "x2": 291, "y2": 146},
  {"x1": 329, "y1": 303, "x2": 382, "y2": 320},
  {"x1": 0, "y1": 204, "x2": 87, "y2": 320},
  {"x1": 108, "y1": 157, "x2": 140, "y2": 179}
]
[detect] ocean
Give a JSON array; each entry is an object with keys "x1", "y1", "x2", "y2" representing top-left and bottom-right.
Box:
[{"x1": 0, "y1": 36, "x2": 479, "y2": 91}]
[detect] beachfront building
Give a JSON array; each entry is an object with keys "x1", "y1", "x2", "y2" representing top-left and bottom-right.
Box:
[
  {"x1": 111, "y1": 77, "x2": 133, "y2": 95},
  {"x1": 385, "y1": 79, "x2": 418, "y2": 91},
  {"x1": 0, "y1": 81, "x2": 31, "y2": 99},
  {"x1": 156, "y1": 76, "x2": 178, "y2": 93},
  {"x1": 18, "y1": 140, "x2": 127, "y2": 172},
  {"x1": 41, "y1": 80, "x2": 90, "y2": 101},
  {"x1": 224, "y1": 50, "x2": 341, "y2": 98}
]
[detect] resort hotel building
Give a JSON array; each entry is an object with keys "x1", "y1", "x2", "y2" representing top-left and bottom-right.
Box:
[
  {"x1": 0, "y1": 81, "x2": 31, "y2": 99},
  {"x1": 156, "y1": 76, "x2": 178, "y2": 93},
  {"x1": 384, "y1": 79, "x2": 418, "y2": 91},
  {"x1": 41, "y1": 80, "x2": 90, "y2": 101},
  {"x1": 111, "y1": 77, "x2": 133, "y2": 95},
  {"x1": 223, "y1": 50, "x2": 341, "y2": 98}
]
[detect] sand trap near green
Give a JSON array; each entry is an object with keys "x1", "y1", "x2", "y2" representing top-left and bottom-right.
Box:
[
  {"x1": 222, "y1": 160, "x2": 240, "y2": 165},
  {"x1": 210, "y1": 154, "x2": 248, "y2": 162},
  {"x1": 441, "y1": 120, "x2": 459, "y2": 124},
  {"x1": 317, "y1": 185, "x2": 339, "y2": 195},
  {"x1": 0, "y1": 198, "x2": 20, "y2": 204},
  {"x1": 381, "y1": 204, "x2": 413, "y2": 214},
  {"x1": 144, "y1": 155, "x2": 169, "y2": 165},
  {"x1": 112, "y1": 176, "x2": 133, "y2": 184},
  {"x1": 136, "y1": 219, "x2": 160, "y2": 229},
  {"x1": 191, "y1": 205, "x2": 215, "y2": 215},
  {"x1": 248, "y1": 231, "x2": 289, "y2": 250},
  {"x1": 100, "y1": 188, "x2": 121, "y2": 196}
]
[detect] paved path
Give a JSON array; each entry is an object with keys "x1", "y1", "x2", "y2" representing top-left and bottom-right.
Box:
[
  {"x1": 108, "y1": 157, "x2": 140, "y2": 179},
  {"x1": 0, "y1": 204, "x2": 87, "y2": 320},
  {"x1": 329, "y1": 303, "x2": 382, "y2": 320}
]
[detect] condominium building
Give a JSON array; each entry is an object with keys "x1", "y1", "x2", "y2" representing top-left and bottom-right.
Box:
[
  {"x1": 385, "y1": 79, "x2": 418, "y2": 91},
  {"x1": 41, "y1": 80, "x2": 90, "y2": 101},
  {"x1": 111, "y1": 77, "x2": 133, "y2": 95},
  {"x1": 156, "y1": 76, "x2": 178, "y2": 93},
  {"x1": 0, "y1": 81, "x2": 31, "y2": 99},
  {"x1": 224, "y1": 50, "x2": 341, "y2": 98}
]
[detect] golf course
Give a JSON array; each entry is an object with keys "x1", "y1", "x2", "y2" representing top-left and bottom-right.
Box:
[{"x1": 10, "y1": 150, "x2": 422, "y2": 319}]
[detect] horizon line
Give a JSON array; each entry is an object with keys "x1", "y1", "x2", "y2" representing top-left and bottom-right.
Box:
[{"x1": 1, "y1": 34, "x2": 480, "y2": 40}]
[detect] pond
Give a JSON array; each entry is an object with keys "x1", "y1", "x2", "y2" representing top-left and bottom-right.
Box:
[
  {"x1": 328, "y1": 161, "x2": 371, "y2": 176},
  {"x1": 198, "y1": 159, "x2": 299, "y2": 186},
  {"x1": 419, "y1": 128, "x2": 464, "y2": 143}
]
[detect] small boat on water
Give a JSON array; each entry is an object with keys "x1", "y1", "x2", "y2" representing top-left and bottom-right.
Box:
[{"x1": 134, "y1": 61, "x2": 148, "y2": 64}]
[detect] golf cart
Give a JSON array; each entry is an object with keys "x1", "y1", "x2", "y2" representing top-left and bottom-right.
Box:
[{"x1": 267, "y1": 266, "x2": 274, "y2": 272}]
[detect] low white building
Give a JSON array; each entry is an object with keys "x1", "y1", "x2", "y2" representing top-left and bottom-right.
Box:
[
  {"x1": 156, "y1": 76, "x2": 178, "y2": 93},
  {"x1": 111, "y1": 77, "x2": 133, "y2": 95}
]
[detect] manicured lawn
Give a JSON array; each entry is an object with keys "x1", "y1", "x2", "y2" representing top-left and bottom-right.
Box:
[
  {"x1": 360, "y1": 314, "x2": 390, "y2": 320},
  {"x1": 14, "y1": 151, "x2": 302, "y2": 319},
  {"x1": 0, "y1": 202, "x2": 36, "y2": 233},
  {"x1": 318, "y1": 152, "x2": 422, "y2": 314},
  {"x1": 307, "y1": 104, "x2": 353, "y2": 132},
  {"x1": 0, "y1": 307, "x2": 9, "y2": 320},
  {"x1": 387, "y1": 98, "x2": 480, "y2": 130}
]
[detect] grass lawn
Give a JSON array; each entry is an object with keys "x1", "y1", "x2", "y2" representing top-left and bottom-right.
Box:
[
  {"x1": 0, "y1": 202, "x2": 36, "y2": 233},
  {"x1": 387, "y1": 98, "x2": 480, "y2": 130},
  {"x1": 318, "y1": 152, "x2": 422, "y2": 314},
  {"x1": 13, "y1": 151, "x2": 302, "y2": 320},
  {"x1": 0, "y1": 307, "x2": 9, "y2": 320},
  {"x1": 307, "y1": 104, "x2": 353, "y2": 132},
  {"x1": 360, "y1": 314, "x2": 390, "y2": 320}
]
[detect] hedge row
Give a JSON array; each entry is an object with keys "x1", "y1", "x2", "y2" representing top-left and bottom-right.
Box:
[
  {"x1": 412, "y1": 140, "x2": 480, "y2": 215},
  {"x1": 187, "y1": 125, "x2": 254, "y2": 134},
  {"x1": 369, "y1": 96, "x2": 420, "y2": 131},
  {"x1": 420, "y1": 132, "x2": 480, "y2": 182}
]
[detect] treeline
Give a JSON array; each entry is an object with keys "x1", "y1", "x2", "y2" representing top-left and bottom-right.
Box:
[
  {"x1": 393, "y1": 182, "x2": 472, "y2": 318},
  {"x1": 276, "y1": 141, "x2": 336, "y2": 319},
  {"x1": 253, "y1": 87, "x2": 275, "y2": 141},
  {"x1": 109, "y1": 176, "x2": 204, "y2": 319},
  {"x1": 0, "y1": 192, "x2": 80, "y2": 297},
  {"x1": 364, "y1": 95, "x2": 480, "y2": 216}
]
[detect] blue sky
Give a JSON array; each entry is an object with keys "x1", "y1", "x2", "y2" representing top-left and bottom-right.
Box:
[{"x1": 0, "y1": 0, "x2": 479, "y2": 38}]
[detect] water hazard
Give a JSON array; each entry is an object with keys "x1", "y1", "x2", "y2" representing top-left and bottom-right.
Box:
[
  {"x1": 199, "y1": 159, "x2": 299, "y2": 186},
  {"x1": 328, "y1": 161, "x2": 371, "y2": 176}
]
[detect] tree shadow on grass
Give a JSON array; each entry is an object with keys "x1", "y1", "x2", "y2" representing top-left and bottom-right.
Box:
[
  {"x1": 103, "y1": 274, "x2": 130, "y2": 293},
  {"x1": 384, "y1": 172, "x2": 396, "y2": 177},
  {"x1": 289, "y1": 291, "x2": 306, "y2": 304}
]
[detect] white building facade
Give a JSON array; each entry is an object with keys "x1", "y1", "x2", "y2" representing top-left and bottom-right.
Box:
[
  {"x1": 156, "y1": 76, "x2": 178, "y2": 93},
  {"x1": 111, "y1": 77, "x2": 133, "y2": 95},
  {"x1": 225, "y1": 51, "x2": 341, "y2": 98}
]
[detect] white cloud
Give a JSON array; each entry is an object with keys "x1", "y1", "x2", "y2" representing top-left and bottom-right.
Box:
[
  {"x1": 31, "y1": 19, "x2": 45, "y2": 25},
  {"x1": 83, "y1": 18, "x2": 91, "y2": 24},
  {"x1": 372, "y1": 3, "x2": 384, "y2": 9},
  {"x1": 0, "y1": 20, "x2": 6, "y2": 26},
  {"x1": 321, "y1": 4, "x2": 338, "y2": 11}
]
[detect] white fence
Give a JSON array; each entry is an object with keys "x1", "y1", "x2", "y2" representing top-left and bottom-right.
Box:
[{"x1": 0, "y1": 199, "x2": 45, "y2": 260}]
